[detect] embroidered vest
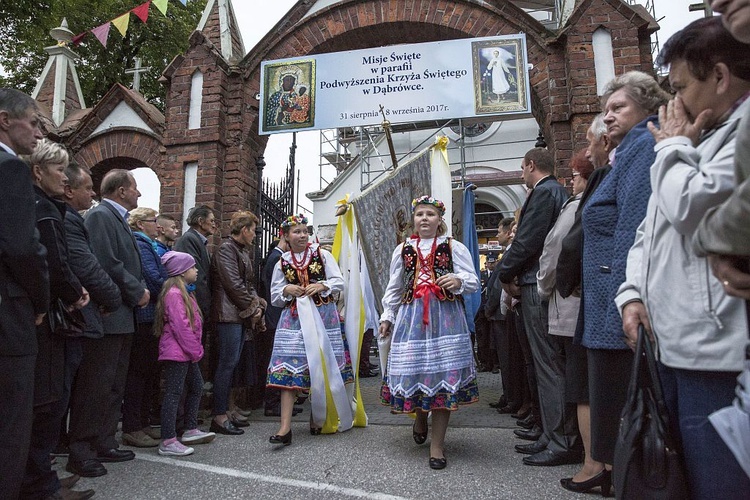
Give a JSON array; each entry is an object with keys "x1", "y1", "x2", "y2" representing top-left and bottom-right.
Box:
[
  {"x1": 280, "y1": 246, "x2": 334, "y2": 307},
  {"x1": 400, "y1": 238, "x2": 457, "y2": 304}
]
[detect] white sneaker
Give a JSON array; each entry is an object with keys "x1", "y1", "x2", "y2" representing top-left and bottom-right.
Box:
[
  {"x1": 158, "y1": 440, "x2": 194, "y2": 456},
  {"x1": 180, "y1": 429, "x2": 216, "y2": 445}
]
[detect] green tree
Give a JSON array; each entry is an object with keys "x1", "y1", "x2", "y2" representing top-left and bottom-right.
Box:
[{"x1": 0, "y1": 0, "x2": 206, "y2": 110}]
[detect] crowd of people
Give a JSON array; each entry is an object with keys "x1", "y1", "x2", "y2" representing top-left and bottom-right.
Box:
[{"x1": 0, "y1": 2, "x2": 749, "y2": 499}]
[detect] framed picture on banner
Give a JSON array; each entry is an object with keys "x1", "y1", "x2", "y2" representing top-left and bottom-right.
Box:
[
  {"x1": 472, "y1": 37, "x2": 529, "y2": 115},
  {"x1": 262, "y1": 59, "x2": 316, "y2": 132}
]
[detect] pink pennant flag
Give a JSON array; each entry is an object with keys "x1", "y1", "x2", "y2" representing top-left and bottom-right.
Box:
[
  {"x1": 91, "y1": 22, "x2": 111, "y2": 48},
  {"x1": 131, "y1": 1, "x2": 150, "y2": 23},
  {"x1": 71, "y1": 32, "x2": 87, "y2": 46}
]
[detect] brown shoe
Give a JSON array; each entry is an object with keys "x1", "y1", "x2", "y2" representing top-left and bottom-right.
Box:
[
  {"x1": 121, "y1": 430, "x2": 159, "y2": 448},
  {"x1": 59, "y1": 475, "x2": 80, "y2": 489}
]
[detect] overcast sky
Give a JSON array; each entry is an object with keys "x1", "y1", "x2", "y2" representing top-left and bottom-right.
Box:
[{"x1": 135, "y1": 0, "x2": 706, "y2": 215}]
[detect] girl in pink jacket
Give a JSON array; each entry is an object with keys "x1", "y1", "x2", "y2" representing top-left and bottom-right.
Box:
[{"x1": 154, "y1": 251, "x2": 215, "y2": 456}]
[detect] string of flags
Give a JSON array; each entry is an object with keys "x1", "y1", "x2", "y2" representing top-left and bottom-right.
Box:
[{"x1": 71, "y1": 0, "x2": 188, "y2": 48}]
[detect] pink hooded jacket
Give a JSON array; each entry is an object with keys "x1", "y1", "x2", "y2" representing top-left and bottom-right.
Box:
[{"x1": 158, "y1": 286, "x2": 204, "y2": 363}]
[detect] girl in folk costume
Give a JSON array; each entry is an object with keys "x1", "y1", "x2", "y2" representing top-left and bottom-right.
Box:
[
  {"x1": 379, "y1": 196, "x2": 480, "y2": 470},
  {"x1": 267, "y1": 215, "x2": 354, "y2": 446}
]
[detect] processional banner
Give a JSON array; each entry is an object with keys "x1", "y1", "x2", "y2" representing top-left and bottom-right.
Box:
[
  {"x1": 350, "y1": 148, "x2": 432, "y2": 304},
  {"x1": 259, "y1": 34, "x2": 531, "y2": 134}
]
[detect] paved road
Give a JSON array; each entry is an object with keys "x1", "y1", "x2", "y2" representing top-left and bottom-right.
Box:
[{"x1": 54, "y1": 368, "x2": 592, "y2": 499}]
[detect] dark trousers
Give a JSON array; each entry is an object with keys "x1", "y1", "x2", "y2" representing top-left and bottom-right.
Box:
[
  {"x1": 514, "y1": 307, "x2": 536, "y2": 411},
  {"x1": 658, "y1": 363, "x2": 750, "y2": 500},
  {"x1": 68, "y1": 334, "x2": 133, "y2": 463},
  {"x1": 161, "y1": 361, "x2": 203, "y2": 440},
  {"x1": 491, "y1": 318, "x2": 524, "y2": 408},
  {"x1": 475, "y1": 314, "x2": 494, "y2": 369},
  {"x1": 520, "y1": 284, "x2": 579, "y2": 454},
  {"x1": 57, "y1": 338, "x2": 84, "y2": 448},
  {"x1": 122, "y1": 323, "x2": 160, "y2": 433},
  {"x1": 260, "y1": 328, "x2": 280, "y2": 411},
  {"x1": 213, "y1": 323, "x2": 244, "y2": 416},
  {"x1": 0, "y1": 354, "x2": 36, "y2": 500},
  {"x1": 21, "y1": 400, "x2": 66, "y2": 499},
  {"x1": 359, "y1": 329, "x2": 375, "y2": 371},
  {"x1": 21, "y1": 328, "x2": 67, "y2": 499}
]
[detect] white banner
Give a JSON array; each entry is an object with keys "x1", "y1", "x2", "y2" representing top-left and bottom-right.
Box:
[{"x1": 259, "y1": 34, "x2": 530, "y2": 135}]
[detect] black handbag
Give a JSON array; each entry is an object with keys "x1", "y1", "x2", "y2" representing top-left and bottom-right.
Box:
[
  {"x1": 613, "y1": 326, "x2": 688, "y2": 499},
  {"x1": 48, "y1": 298, "x2": 86, "y2": 337}
]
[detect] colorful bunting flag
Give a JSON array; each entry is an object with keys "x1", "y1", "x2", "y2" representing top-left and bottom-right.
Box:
[
  {"x1": 152, "y1": 0, "x2": 169, "y2": 16},
  {"x1": 73, "y1": 0, "x2": 189, "y2": 49},
  {"x1": 91, "y1": 22, "x2": 111, "y2": 48},
  {"x1": 112, "y1": 12, "x2": 130, "y2": 37},
  {"x1": 131, "y1": 1, "x2": 150, "y2": 23}
]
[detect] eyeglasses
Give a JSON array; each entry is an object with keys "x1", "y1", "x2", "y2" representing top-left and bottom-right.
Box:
[
  {"x1": 571, "y1": 172, "x2": 581, "y2": 177},
  {"x1": 141, "y1": 219, "x2": 157, "y2": 223}
]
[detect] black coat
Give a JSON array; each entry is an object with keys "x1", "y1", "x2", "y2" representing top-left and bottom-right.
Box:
[
  {"x1": 496, "y1": 176, "x2": 569, "y2": 286},
  {"x1": 34, "y1": 185, "x2": 84, "y2": 407},
  {"x1": 174, "y1": 227, "x2": 211, "y2": 316},
  {"x1": 64, "y1": 204, "x2": 121, "y2": 338},
  {"x1": 0, "y1": 150, "x2": 49, "y2": 357},
  {"x1": 261, "y1": 246, "x2": 284, "y2": 330},
  {"x1": 484, "y1": 270, "x2": 505, "y2": 321}
]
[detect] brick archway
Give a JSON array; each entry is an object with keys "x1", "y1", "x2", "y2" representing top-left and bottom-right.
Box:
[{"x1": 73, "y1": 129, "x2": 164, "y2": 191}]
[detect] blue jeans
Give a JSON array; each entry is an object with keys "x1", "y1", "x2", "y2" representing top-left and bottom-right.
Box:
[
  {"x1": 658, "y1": 362, "x2": 750, "y2": 500},
  {"x1": 212, "y1": 323, "x2": 244, "y2": 415}
]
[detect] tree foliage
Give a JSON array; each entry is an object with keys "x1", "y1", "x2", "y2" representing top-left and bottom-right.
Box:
[{"x1": 0, "y1": 0, "x2": 206, "y2": 110}]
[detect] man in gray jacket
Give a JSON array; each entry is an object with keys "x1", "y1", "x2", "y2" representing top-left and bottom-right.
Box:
[
  {"x1": 67, "y1": 169, "x2": 149, "y2": 478},
  {"x1": 616, "y1": 18, "x2": 750, "y2": 499}
]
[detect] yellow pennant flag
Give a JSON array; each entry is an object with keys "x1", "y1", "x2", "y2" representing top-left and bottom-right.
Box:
[
  {"x1": 111, "y1": 12, "x2": 130, "y2": 37},
  {"x1": 152, "y1": 0, "x2": 169, "y2": 16}
]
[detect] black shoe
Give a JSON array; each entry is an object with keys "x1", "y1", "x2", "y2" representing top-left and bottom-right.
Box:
[
  {"x1": 523, "y1": 449, "x2": 583, "y2": 467},
  {"x1": 412, "y1": 420, "x2": 428, "y2": 445},
  {"x1": 517, "y1": 413, "x2": 536, "y2": 429},
  {"x1": 491, "y1": 368, "x2": 500, "y2": 374},
  {"x1": 511, "y1": 407, "x2": 531, "y2": 420},
  {"x1": 560, "y1": 469, "x2": 613, "y2": 497},
  {"x1": 269, "y1": 430, "x2": 292, "y2": 446},
  {"x1": 309, "y1": 427, "x2": 322, "y2": 435},
  {"x1": 51, "y1": 442, "x2": 70, "y2": 457},
  {"x1": 497, "y1": 405, "x2": 518, "y2": 414},
  {"x1": 429, "y1": 457, "x2": 447, "y2": 470},
  {"x1": 231, "y1": 418, "x2": 250, "y2": 428},
  {"x1": 96, "y1": 448, "x2": 135, "y2": 463},
  {"x1": 66, "y1": 459, "x2": 107, "y2": 478},
  {"x1": 359, "y1": 369, "x2": 379, "y2": 378},
  {"x1": 514, "y1": 425, "x2": 542, "y2": 441},
  {"x1": 210, "y1": 419, "x2": 244, "y2": 435},
  {"x1": 515, "y1": 440, "x2": 547, "y2": 455},
  {"x1": 58, "y1": 487, "x2": 95, "y2": 500}
]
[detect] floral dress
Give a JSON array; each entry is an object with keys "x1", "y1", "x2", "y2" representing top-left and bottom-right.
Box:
[{"x1": 380, "y1": 236, "x2": 479, "y2": 412}]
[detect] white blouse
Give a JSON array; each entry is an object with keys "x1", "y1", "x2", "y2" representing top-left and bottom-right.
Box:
[
  {"x1": 379, "y1": 236, "x2": 479, "y2": 324},
  {"x1": 270, "y1": 243, "x2": 344, "y2": 308}
]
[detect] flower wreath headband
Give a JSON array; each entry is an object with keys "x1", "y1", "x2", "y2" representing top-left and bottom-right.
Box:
[
  {"x1": 411, "y1": 195, "x2": 446, "y2": 216},
  {"x1": 280, "y1": 214, "x2": 308, "y2": 233}
]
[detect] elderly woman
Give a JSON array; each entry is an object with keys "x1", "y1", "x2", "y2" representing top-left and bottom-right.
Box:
[
  {"x1": 580, "y1": 72, "x2": 670, "y2": 473},
  {"x1": 121, "y1": 207, "x2": 168, "y2": 448},
  {"x1": 23, "y1": 138, "x2": 90, "y2": 499},
  {"x1": 536, "y1": 151, "x2": 606, "y2": 494},
  {"x1": 210, "y1": 211, "x2": 266, "y2": 436},
  {"x1": 379, "y1": 196, "x2": 480, "y2": 470}
]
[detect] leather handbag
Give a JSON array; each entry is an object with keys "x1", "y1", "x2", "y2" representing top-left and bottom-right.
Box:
[
  {"x1": 48, "y1": 298, "x2": 86, "y2": 337},
  {"x1": 613, "y1": 326, "x2": 688, "y2": 499}
]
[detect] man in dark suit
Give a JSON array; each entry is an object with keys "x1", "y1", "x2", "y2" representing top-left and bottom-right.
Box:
[
  {"x1": 66, "y1": 169, "x2": 149, "y2": 477},
  {"x1": 496, "y1": 148, "x2": 580, "y2": 466},
  {"x1": 0, "y1": 88, "x2": 49, "y2": 499},
  {"x1": 62, "y1": 163, "x2": 123, "y2": 479}
]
